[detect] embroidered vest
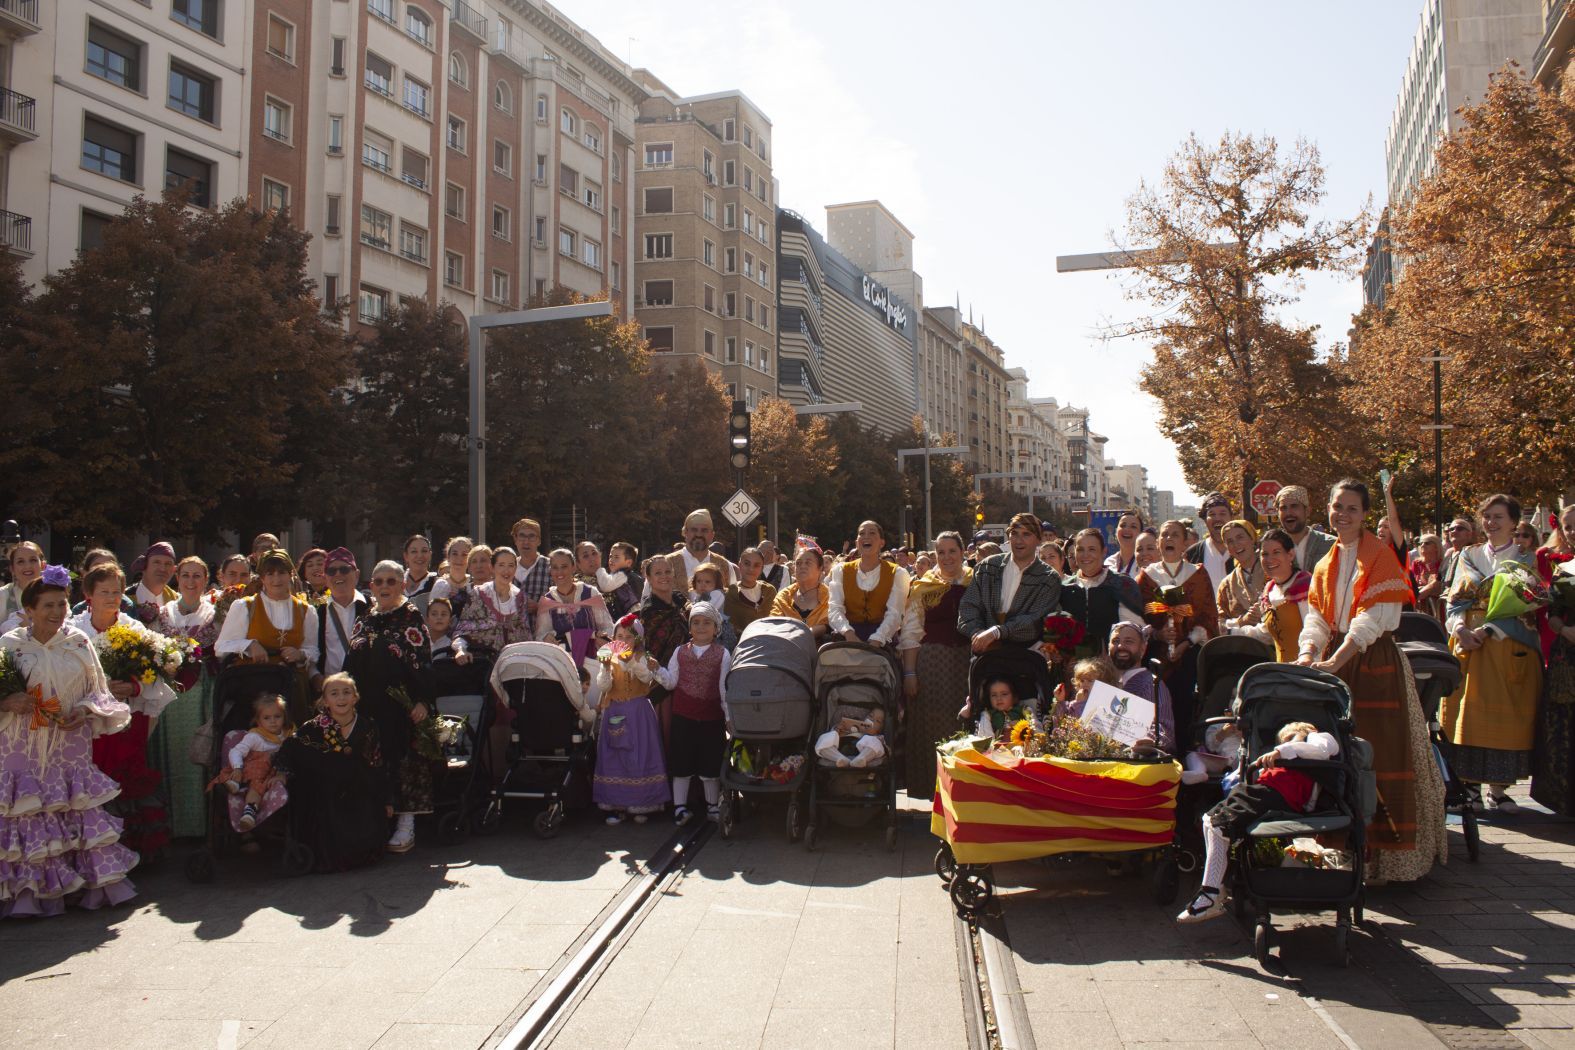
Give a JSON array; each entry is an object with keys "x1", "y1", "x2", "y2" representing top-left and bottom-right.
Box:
[
  {"x1": 841, "y1": 560, "x2": 896, "y2": 627},
  {"x1": 672, "y1": 643, "x2": 724, "y2": 722},
  {"x1": 242, "y1": 593, "x2": 308, "y2": 663}
]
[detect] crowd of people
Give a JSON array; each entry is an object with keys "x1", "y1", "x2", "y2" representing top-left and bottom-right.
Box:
[{"x1": 0, "y1": 479, "x2": 1571, "y2": 921}]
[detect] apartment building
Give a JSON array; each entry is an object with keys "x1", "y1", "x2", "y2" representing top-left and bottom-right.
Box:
[
  {"x1": 959, "y1": 317, "x2": 1010, "y2": 476},
  {"x1": 1005, "y1": 370, "x2": 1072, "y2": 515},
  {"x1": 1105, "y1": 463, "x2": 1148, "y2": 510},
  {"x1": 918, "y1": 306, "x2": 967, "y2": 444},
  {"x1": 4, "y1": 0, "x2": 249, "y2": 281},
  {"x1": 1534, "y1": 0, "x2": 1575, "y2": 86},
  {"x1": 630, "y1": 74, "x2": 776, "y2": 402}
]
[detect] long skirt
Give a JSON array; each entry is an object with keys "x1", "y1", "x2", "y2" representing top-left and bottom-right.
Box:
[
  {"x1": 1532, "y1": 641, "x2": 1575, "y2": 815},
  {"x1": 92, "y1": 713, "x2": 169, "y2": 858},
  {"x1": 907, "y1": 643, "x2": 970, "y2": 801},
  {"x1": 148, "y1": 671, "x2": 212, "y2": 838},
  {"x1": 1440, "y1": 633, "x2": 1541, "y2": 785},
  {"x1": 276, "y1": 740, "x2": 386, "y2": 872},
  {"x1": 593, "y1": 697, "x2": 668, "y2": 814},
  {"x1": 1334, "y1": 631, "x2": 1447, "y2": 882},
  {"x1": 2, "y1": 721, "x2": 138, "y2": 918}
]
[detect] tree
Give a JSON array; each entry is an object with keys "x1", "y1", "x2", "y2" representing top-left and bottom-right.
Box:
[
  {"x1": 631, "y1": 359, "x2": 732, "y2": 554},
  {"x1": 1113, "y1": 133, "x2": 1370, "y2": 520},
  {"x1": 893, "y1": 417, "x2": 972, "y2": 544},
  {"x1": 0, "y1": 197, "x2": 351, "y2": 540},
  {"x1": 793, "y1": 416, "x2": 905, "y2": 553},
  {"x1": 743, "y1": 396, "x2": 838, "y2": 546},
  {"x1": 1343, "y1": 70, "x2": 1575, "y2": 511}
]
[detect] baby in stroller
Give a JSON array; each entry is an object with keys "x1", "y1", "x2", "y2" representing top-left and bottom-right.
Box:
[
  {"x1": 1177, "y1": 720, "x2": 1338, "y2": 923},
  {"x1": 210, "y1": 694, "x2": 293, "y2": 831},
  {"x1": 814, "y1": 706, "x2": 887, "y2": 768}
]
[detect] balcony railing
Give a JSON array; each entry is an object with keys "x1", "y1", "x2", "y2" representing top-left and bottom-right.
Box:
[
  {"x1": 0, "y1": 0, "x2": 40, "y2": 32},
  {"x1": 1535, "y1": 0, "x2": 1571, "y2": 78},
  {"x1": 451, "y1": 0, "x2": 486, "y2": 39},
  {"x1": 0, "y1": 87, "x2": 36, "y2": 138},
  {"x1": 1, "y1": 210, "x2": 32, "y2": 255}
]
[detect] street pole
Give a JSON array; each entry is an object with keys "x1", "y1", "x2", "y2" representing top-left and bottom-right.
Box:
[
  {"x1": 1433, "y1": 352, "x2": 1444, "y2": 536},
  {"x1": 922, "y1": 422, "x2": 933, "y2": 546}
]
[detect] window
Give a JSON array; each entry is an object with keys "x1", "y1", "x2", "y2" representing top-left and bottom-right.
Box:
[
  {"x1": 449, "y1": 52, "x2": 467, "y2": 86},
  {"x1": 760, "y1": 305, "x2": 770, "y2": 331},
  {"x1": 583, "y1": 124, "x2": 601, "y2": 153},
  {"x1": 358, "y1": 286, "x2": 388, "y2": 323},
  {"x1": 323, "y1": 274, "x2": 339, "y2": 308},
  {"x1": 401, "y1": 147, "x2": 429, "y2": 190},
  {"x1": 758, "y1": 136, "x2": 768, "y2": 161},
  {"x1": 81, "y1": 116, "x2": 138, "y2": 183},
  {"x1": 79, "y1": 210, "x2": 111, "y2": 253},
  {"x1": 558, "y1": 227, "x2": 576, "y2": 257},
  {"x1": 330, "y1": 37, "x2": 346, "y2": 76},
  {"x1": 535, "y1": 94, "x2": 547, "y2": 122},
  {"x1": 703, "y1": 240, "x2": 714, "y2": 267},
  {"x1": 263, "y1": 98, "x2": 291, "y2": 142},
  {"x1": 725, "y1": 336, "x2": 737, "y2": 363},
  {"x1": 703, "y1": 195, "x2": 714, "y2": 222},
  {"x1": 644, "y1": 142, "x2": 673, "y2": 167},
  {"x1": 535, "y1": 278, "x2": 547, "y2": 299},
  {"x1": 491, "y1": 205, "x2": 510, "y2": 239},
  {"x1": 406, "y1": 7, "x2": 433, "y2": 45},
  {"x1": 645, "y1": 233, "x2": 673, "y2": 259},
  {"x1": 743, "y1": 125, "x2": 753, "y2": 148},
  {"x1": 744, "y1": 209, "x2": 753, "y2": 234},
  {"x1": 367, "y1": 0, "x2": 394, "y2": 22},
  {"x1": 360, "y1": 204, "x2": 392, "y2": 249},
  {"x1": 164, "y1": 147, "x2": 213, "y2": 206},
  {"x1": 757, "y1": 220, "x2": 768, "y2": 245},
  {"x1": 172, "y1": 0, "x2": 219, "y2": 38},
  {"x1": 744, "y1": 341, "x2": 754, "y2": 365},
  {"x1": 446, "y1": 115, "x2": 465, "y2": 152},
  {"x1": 534, "y1": 154, "x2": 546, "y2": 182},
  {"x1": 611, "y1": 154, "x2": 622, "y2": 182},
  {"x1": 724, "y1": 292, "x2": 736, "y2": 317},
  {"x1": 584, "y1": 182, "x2": 601, "y2": 212},
  {"x1": 493, "y1": 80, "x2": 511, "y2": 113},
  {"x1": 744, "y1": 251, "x2": 753, "y2": 277},
  {"x1": 328, "y1": 115, "x2": 343, "y2": 154},
  {"x1": 757, "y1": 179, "x2": 768, "y2": 203},
  {"x1": 534, "y1": 216, "x2": 545, "y2": 243},
  {"x1": 724, "y1": 246, "x2": 736, "y2": 273},
  {"x1": 167, "y1": 62, "x2": 215, "y2": 122},
  {"x1": 646, "y1": 326, "x2": 675, "y2": 352},
  {"x1": 365, "y1": 54, "x2": 393, "y2": 96},
  {"x1": 724, "y1": 203, "x2": 735, "y2": 229},
  {"x1": 403, "y1": 77, "x2": 430, "y2": 118},
  {"x1": 723, "y1": 160, "x2": 735, "y2": 185},
  {"x1": 445, "y1": 182, "x2": 465, "y2": 219},
  {"x1": 703, "y1": 284, "x2": 714, "y2": 311},
  {"x1": 759, "y1": 344, "x2": 770, "y2": 369},
  {"x1": 494, "y1": 17, "x2": 511, "y2": 52},
  {"x1": 445, "y1": 252, "x2": 464, "y2": 287},
  {"x1": 745, "y1": 296, "x2": 755, "y2": 322},
  {"x1": 723, "y1": 117, "x2": 735, "y2": 141},
  {"x1": 582, "y1": 239, "x2": 600, "y2": 270},
  {"x1": 610, "y1": 262, "x2": 621, "y2": 290},
  {"x1": 759, "y1": 263, "x2": 769, "y2": 287},
  {"x1": 610, "y1": 205, "x2": 621, "y2": 234},
  {"x1": 490, "y1": 270, "x2": 509, "y2": 303},
  {"x1": 644, "y1": 280, "x2": 673, "y2": 306},
  {"x1": 266, "y1": 15, "x2": 294, "y2": 61},
  {"x1": 703, "y1": 149, "x2": 714, "y2": 179},
  {"x1": 399, "y1": 223, "x2": 427, "y2": 263},
  {"x1": 325, "y1": 194, "x2": 341, "y2": 234},
  {"x1": 493, "y1": 139, "x2": 511, "y2": 176},
  {"x1": 362, "y1": 130, "x2": 392, "y2": 173},
  {"x1": 743, "y1": 167, "x2": 752, "y2": 191},
  {"x1": 559, "y1": 164, "x2": 578, "y2": 196},
  {"x1": 262, "y1": 178, "x2": 289, "y2": 213},
  {"x1": 560, "y1": 108, "x2": 577, "y2": 135},
  {"x1": 87, "y1": 22, "x2": 142, "y2": 90},
  {"x1": 643, "y1": 187, "x2": 672, "y2": 214}
]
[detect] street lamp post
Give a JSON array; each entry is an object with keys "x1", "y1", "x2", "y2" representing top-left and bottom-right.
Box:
[
  {"x1": 468, "y1": 299, "x2": 614, "y2": 541},
  {"x1": 973, "y1": 471, "x2": 1033, "y2": 528},
  {"x1": 785, "y1": 402, "x2": 863, "y2": 543},
  {"x1": 896, "y1": 441, "x2": 969, "y2": 546},
  {"x1": 1420, "y1": 352, "x2": 1453, "y2": 535}
]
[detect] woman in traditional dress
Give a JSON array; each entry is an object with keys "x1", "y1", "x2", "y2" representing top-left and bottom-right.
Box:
[
  {"x1": 536, "y1": 549, "x2": 613, "y2": 669},
  {"x1": 1103, "y1": 510, "x2": 1145, "y2": 581},
  {"x1": 899, "y1": 531, "x2": 973, "y2": 800},
  {"x1": 429, "y1": 536, "x2": 474, "y2": 605},
  {"x1": 828, "y1": 521, "x2": 909, "y2": 647},
  {"x1": 1440, "y1": 493, "x2": 1543, "y2": 813},
  {"x1": 213, "y1": 549, "x2": 318, "y2": 722},
  {"x1": 151, "y1": 556, "x2": 219, "y2": 838},
  {"x1": 344, "y1": 560, "x2": 432, "y2": 854},
  {"x1": 722, "y1": 547, "x2": 779, "y2": 638},
  {"x1": 295, "y1": 548, "x2": 329, "y2": 604},
  {"x1": 0, "y1": 540, "x2": 45, "y2": 629},
  {"x1": 1229, "y1": 528, "x2": 1310, "y2": 663},
  {"x1": 1410, "y1": 534, "x2": 1448, "y2": 623},
  {"x1": 1532, "y1": 505, "x2": 1575, "y2": 815},
  {"x1": 770, "y1": 546, "x2": 830, "y2": 638},
  {"x1": 1060, "y1": 528, "x2": 1145, "y2": 661},
  {"x1": 1216, "y1": 520, "x2": 1267, "y2": 629},
  {"x1": 591, "y1": 614, "x2": 668, "y2": 824},
  {"x1": 446, "y1": 544, "x2": 492, "y2": 623},
  {"x1": 1, "y1": 567, "x2": 139, "y2": 917},
  {"x1": 401, "y1": 535, "x2": 437, "y2": 616},
  {"x1": 69, "y1": 561, "x2": 176, "y2": 857},
  {"x1": 1298, "y1": 479, "x2": 1445, "y2": 882},
  {"x1": 640, "y1": 556, "x2": 690, "y2": 743},
  {"x1": 453, "y1": 547, "x2": 530, "y2": 660},
  {"x1": 1139, "y1": 519, "x2": 1220, "y2": 749}
]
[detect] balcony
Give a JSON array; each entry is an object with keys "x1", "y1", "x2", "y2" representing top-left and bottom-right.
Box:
[
  {"x1": 451, "y1": 0, "x2": 486, "y2": 40},
  {"x1": 0, "y1": 87, "x2": 35, "y2": 141},
  {"x1": 0, "y1": 0, "x2": 39, "y2": 35},
  {"x1": 0, "y1": 210, "x2": 32, "y2": 256},
  {"x1": 1535, "y1": 0, "x2": 1575, "y2": 86}
]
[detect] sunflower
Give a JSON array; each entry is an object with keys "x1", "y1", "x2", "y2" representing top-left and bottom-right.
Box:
[{"x1": 1009, "y1": 718, "x2": 1035, "y2": 749}]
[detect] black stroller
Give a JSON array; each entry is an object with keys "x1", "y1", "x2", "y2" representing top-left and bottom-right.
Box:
[
  {"x1": 475, "y1": 642, "x2": 595, "y2": 839},
  {"x1": 969, "y1": 645, "x2": 1057, "y2": 727},
  {"x1": 804, "y1": 641, "x2": 903, "y2": 851},
  {"x1": 1227, "y1": 664, "x2": 1374, "y2": 967},
  {"x1": 426, "y1": 653, "x2": 494, "y2": 846},
  {"x1": 718, "y1": 617, "x2": 818, "y2": 842},
  {"x1": 1396, "y1": 614, "x2": 1476, "y2": 860},
  {"x1": 185, "y1": 663, "x2": 313, "y2": 882}
]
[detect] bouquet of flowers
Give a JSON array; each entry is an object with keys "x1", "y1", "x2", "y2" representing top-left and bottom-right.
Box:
[
  {"x1": 0, "y1": 647, "x2": 25, "y2": 699},
  {"x1": 94, "y1": 622, "x2": 188, "y2": 689},
  {"x1": 1483, "y1": 560, "x2": 1551, "y2": 624},
  {"x1": 991, "y1": 715, "x2": 1133, "y2": 762},
  {"x1": 1144, "y1": 585, "x2": 1194, "y2": 662},
  {"x1": 388, "y1": 684, "x2": 444, "y2": 762},
  {"x1": 1041, "y1": 612, "x2": 1086, "y2": 664}
]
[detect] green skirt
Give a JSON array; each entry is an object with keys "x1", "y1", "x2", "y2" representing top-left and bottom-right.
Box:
[{"x1": 148, "y1": 669, "x2": 214, "y2": 839}]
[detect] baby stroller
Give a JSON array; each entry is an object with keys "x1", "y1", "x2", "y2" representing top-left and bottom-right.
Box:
[
  {"x1": 426, "y1": 653, "x2": 494, "y2": 846},
  {"x1": 1397, "y1": 628, "x2": 1476, "y2": 860},
  {"x1": 185, "y1": 662, "x2": 312, "y2": 882},
  {"x1": 1162, "y1": 636, "x2": 1274, "y2": 901},
  {"x1": 804, "y1": 641, "x2": 903, "y2": 851},
  {"x1": 475, "y1": 642, "x2": 595, "y2": 839},
  {"x1": 718, "y1": 617, "x2": 818, "y2": 842},
  {"x1": 970, "y1": 645, "x2": 1057, "y2": 725},
  {"x1": 1227, "y1": 663, "x2": 1373, "y2": 967}
]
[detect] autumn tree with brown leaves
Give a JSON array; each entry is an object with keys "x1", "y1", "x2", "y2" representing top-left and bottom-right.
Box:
[
  {"x1": 1112, "y1": 133, "x2": 1370, "y2": 520},
  {"x1": 1344, "y1": 70, "x2": 1575, "y2": 514}
]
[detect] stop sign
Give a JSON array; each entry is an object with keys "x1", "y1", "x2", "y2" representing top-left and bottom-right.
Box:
[{"x1": 1250, "y1": 480, "x2": 1282, "y2": 516}]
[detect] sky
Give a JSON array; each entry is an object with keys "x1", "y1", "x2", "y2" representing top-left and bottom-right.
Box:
[{"x1": 570, "y1": 0, "x2": 1430, "y2": 502}]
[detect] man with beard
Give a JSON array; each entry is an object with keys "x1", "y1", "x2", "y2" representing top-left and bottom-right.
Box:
[
  {"x1": 1185, "y1": 493, "x2": 1236, "y2": 590},
  {"x1": 1107, "y1": 621, "x2": 1175, "y2": 754},
  {"x1": 675, "y1": 509, "x2": 734, "y2": 583},
  {"x1": 1273, "y1": 486, "x2": 1334, "y2": 573},
  {"x1": 959, "y1": 512, "x2": 1062, "y2": 652}
]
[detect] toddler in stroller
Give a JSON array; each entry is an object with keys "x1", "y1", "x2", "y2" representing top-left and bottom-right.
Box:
[
  {"x1": 814, "y1": 707, "x2": 887, "y2": 768},
  {"x1": 211, "y1": 694, "x2": 293, "y2": 831}
]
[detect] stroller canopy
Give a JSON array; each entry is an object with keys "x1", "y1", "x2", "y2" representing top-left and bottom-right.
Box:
[
  {"x1": 727, "y1": 617, "x2": 816, "y2": 703},
  {"x1": 490, "y1": 641, "x2": 596, "y2": 726},
  {"x1": 968, "y1": 646, "x2": 1055, "y2": 709},
  {"x1": 1233, "y1": 664, "x2": 1353, "y2": 743},
  {"x1": 1194, "y1": 635, "x2": 1274, "y2": 724},
  {"x1": 814, "y1": 642, "x2": 901, "y2": 699}
]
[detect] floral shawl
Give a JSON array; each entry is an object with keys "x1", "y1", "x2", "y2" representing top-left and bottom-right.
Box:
[{"x1": 349, "y1": 600, "x2": 430, "y2": 675}]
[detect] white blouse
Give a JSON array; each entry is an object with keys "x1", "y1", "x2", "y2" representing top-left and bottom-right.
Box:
[
  {"x1": 214, "y1": 594, "x2": 321, "y2": 663},
  {"x1": 64, "y1": 611, "x2": 180, "y2": 719},
  {"x1": 1297, "y1": 543, "x2": 1401, "y2": 658},
  {"x1": 826, "y1": 562, "x2": 911, "y2": 646}
]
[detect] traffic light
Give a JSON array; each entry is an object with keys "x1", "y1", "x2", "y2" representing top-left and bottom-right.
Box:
[
  {"x1": 975, "y1": 512, "x2": 985, "y2": 526},
  {"x1": 728, "y1": 400, "x2": 751, "y2": 471}
]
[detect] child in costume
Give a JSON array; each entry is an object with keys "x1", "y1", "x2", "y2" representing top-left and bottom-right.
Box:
[
  {"x1": 213, "y1": 694, "x2": 293, "y2": 831},
  {"x1": 592, "y1": 614, "x2": 668, "y2": 825},
  {"x1": 653, "y1": 602, "x2": 731, "y2": 825}
]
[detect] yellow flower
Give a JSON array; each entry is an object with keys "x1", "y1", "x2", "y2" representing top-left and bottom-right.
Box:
[
  {"x1": 140, "y1": 670, "x2": 156, "y2": 684},
  {"x1": 1009, "y1": 719, "x2": 1035, "y2": 749}
]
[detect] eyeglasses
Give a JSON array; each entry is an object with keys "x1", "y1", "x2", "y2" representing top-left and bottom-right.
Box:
[
  {"x1": 327, "y1": 566, "x2": 355, "y2": 576},
  {"x1": 371, "y1": 577, "x2": 401, "y2": 587}
]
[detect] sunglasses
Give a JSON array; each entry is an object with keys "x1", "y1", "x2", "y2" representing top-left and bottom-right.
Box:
[
  {"x1": 371, "y1": 577, "x2": 401, "y2": 586},
  {"x1": 327, "y1": 565, "x2": 355, "y2": 576}
]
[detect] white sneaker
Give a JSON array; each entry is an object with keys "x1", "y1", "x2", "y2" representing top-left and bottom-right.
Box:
[
  {"x1": 604, "y1": 813, "x2": 625, "y2": 826},
  {"x1": 1177, "y1": 887, "x2": 1226, "y2": 924},
  {"x1": 386, "y1": 814, "x2": 415, "y2": 853},
  {"x1": 1488, "y1": 791, "x2": 1521, "y2": 815}
]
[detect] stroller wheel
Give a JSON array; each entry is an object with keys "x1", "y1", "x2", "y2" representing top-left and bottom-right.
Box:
[
  {"x1": 1335, "y1": 911, "x2": 1351, "y2": 967},
  {"x1": 533, "y1": 803, "x2": 563, "y2": 840},
  {"x1": 718, "y1": 795, "x2": 735, "y2": 840},
  {"x1": 473, "y1": 800, "x2": 502, "y2": 836},
  {"x1": 438, "y1": 810, "x2": 470, "y2": 846},
  {"x1": 280, "y1": 841, "x2": 314, "y2": 877},
  {"x1": 1253, "y1": 921, "x2": 1273, "y2": 967},
  {"x1": 184, "y1": 850, "x2": 215, "y2": 884},
  {"x1": 805, "y1": 824, "x2": 819, "y2": 852},
  {"x1": 951, "y1": 867, "x2": 993, "y2": 917},
  {"x1": 1152, "y1": 857, "x2": 1180, "y2": 906},
  {"x1": 884, "y1": 823, "x2": 898, "y2": 852},
  {"x1": 934, "y1": 845, "x2": 957, "y2": 887},
  {"x1": 785, "y1": 799, "x2": 802, "y2": 843},
  {"x1": 1463, "y1": 805, "x2": 1481, "y2": 862}
]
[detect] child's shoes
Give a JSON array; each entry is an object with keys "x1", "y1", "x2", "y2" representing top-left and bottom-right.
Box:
[{"x1": 237, "y1": 803, "x2": 258, "y2": 831}]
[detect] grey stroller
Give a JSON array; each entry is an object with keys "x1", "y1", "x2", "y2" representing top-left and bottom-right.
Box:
[{"x1": 718, "y1": 617, "x2": 818, "y2": 841}]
